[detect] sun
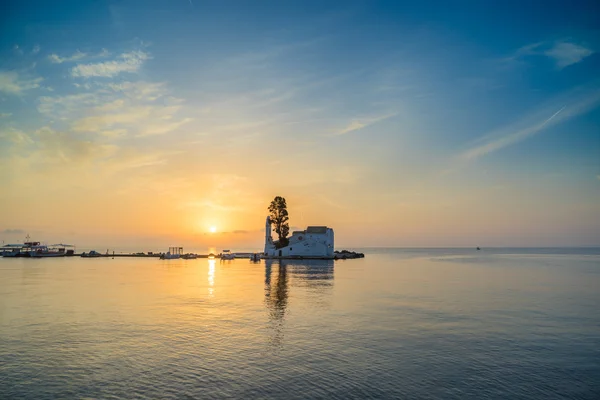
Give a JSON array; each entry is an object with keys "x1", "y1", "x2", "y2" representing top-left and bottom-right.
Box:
[{"x1": 209, "y1": 226, "x2": 217, "y2": 233}]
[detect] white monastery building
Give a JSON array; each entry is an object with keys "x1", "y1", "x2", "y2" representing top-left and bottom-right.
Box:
[{"x1": 264, "y1": 216, "x2": 334, "y2": 259}]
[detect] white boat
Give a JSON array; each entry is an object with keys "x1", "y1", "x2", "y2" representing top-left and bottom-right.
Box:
[
  {"x1": 160, "y1": 246, "x2": 183, "y2": 260},
  {"x1": 30, "y1": 244, "x2": 75, "y2": 257},
  {"x1": 29, "y1": 245, "x2": 73, "y2": 258},
  {"x1": 1, "y1": 244, "x2": 24, "y2": 257},
  {"x1": 2, "y1": 238, "x2": 45, "y2": 257},
  {"x1": 220, "y1": 250, "x2": 235, "y2": 260}
]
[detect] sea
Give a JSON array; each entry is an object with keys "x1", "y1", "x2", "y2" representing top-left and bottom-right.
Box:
[{"x1": 1, "y1": 248, "x2": 599, "y2": 399}]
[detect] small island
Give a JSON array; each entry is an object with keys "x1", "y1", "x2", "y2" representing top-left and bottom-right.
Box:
[{"x1": 263, "y1": 196, "x2": 364, "y2": 260}]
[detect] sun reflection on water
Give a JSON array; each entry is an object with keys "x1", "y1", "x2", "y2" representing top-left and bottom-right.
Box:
[{"x1": 208, "y1": 258, "x2": 215, "y2": 297}]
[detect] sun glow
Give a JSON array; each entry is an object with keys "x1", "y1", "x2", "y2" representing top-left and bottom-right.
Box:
[{"x1": 210, "y1": 226, "x2": 217, "y2": 233}]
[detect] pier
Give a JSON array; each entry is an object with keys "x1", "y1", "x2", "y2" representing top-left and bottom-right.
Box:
[{"x1": 64, "y1": 250, "x2": 365, "y2": 259}]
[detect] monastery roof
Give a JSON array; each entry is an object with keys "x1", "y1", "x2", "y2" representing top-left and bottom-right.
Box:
[{"x1": 306, "y1": 226, "x2": 329, "y2": 234}]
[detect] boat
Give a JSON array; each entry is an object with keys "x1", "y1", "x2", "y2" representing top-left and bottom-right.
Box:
[
  {"x1": 81, "y1": 250, "x2": 103, "y2": 258},
  {"x1": 250, "y1": 253, "x2": 261, "y2": 262},
  {"x1": 182, "y1": 253, "x2": 198, "y2": 259},
  {"x1": 1, "y1": 244, "x2": 24, "y2": 257},
  {"x1": 30, "y1": 244, "x2": 75, "y2": 258},
  {"x1": 160, "y1": 247, "x2": 183, "y2": 260},
  {"x1": 2, "y1": 238, "x2": 45, "y2": 257},
  {"x1": 220, "y1": 250, "x2": 235, "y2": 260}
]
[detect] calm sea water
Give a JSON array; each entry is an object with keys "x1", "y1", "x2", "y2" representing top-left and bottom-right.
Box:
[{"x1": 1, "y1": 248, "x2": 599, "y2": 399}]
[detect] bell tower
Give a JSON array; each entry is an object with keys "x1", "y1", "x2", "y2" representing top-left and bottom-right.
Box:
[{"x1": 264, "y1": 216, "x2": 275, "y2": 254}]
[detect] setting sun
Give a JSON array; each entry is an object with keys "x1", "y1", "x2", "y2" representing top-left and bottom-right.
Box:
[{"x1": 210, "y1": 226, "x2": 217, "y2": 233}]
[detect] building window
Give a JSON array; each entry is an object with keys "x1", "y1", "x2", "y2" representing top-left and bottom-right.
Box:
[{"x1": 290, "y1": 247, "x2": 292, "y2": 251}]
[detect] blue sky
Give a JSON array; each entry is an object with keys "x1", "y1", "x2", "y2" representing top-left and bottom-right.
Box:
[{"x1": 0, "y1": 0, "x2": 599, "y2": 247}]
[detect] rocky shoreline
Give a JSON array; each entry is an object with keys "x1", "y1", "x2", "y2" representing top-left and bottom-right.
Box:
[{"x1": 334, "y1": 250, "x2": 365, "y2": 259}]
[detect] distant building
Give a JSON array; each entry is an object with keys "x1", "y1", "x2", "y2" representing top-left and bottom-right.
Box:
[{"x1": 264, "y1": 216, "x2": 334, "y2": 259}]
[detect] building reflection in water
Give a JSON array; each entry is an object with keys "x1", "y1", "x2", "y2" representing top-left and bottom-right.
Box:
[{"x1": 264, "y1": 259, "x2": 334, "y2": 348}]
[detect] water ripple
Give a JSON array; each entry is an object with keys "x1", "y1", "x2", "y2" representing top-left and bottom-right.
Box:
[{"x1": 1, "y1": 252, "x2": 599, "y2": 399}]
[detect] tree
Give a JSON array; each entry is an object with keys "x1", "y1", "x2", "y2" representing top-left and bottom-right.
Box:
[{"x1": 268, "y1": 196, "x2": 290, "y2": 248}]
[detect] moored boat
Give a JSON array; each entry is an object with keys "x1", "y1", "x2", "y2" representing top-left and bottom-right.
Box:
[
  {"x1": 30, "y1": 244, "x2": 75, "y2": 258},
  {"x1": 2, "y1": 238, "x2": 45, "y2": 257},
  {"x1": 220, "y1": 250, "x2": 235, "y2": 260},
  {"x1": 1, "y1": 244, "x2": 24, "y2": 257},
  {"x1": 81, "y1": 250, "x2": 103, "y2": 258}
]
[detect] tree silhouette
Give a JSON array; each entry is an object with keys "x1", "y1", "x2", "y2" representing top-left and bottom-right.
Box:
[{"x1": 268, "y1": 196, "x2": 290, "y2": 248}]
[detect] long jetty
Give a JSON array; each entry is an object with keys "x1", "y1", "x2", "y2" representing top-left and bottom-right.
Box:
[{"x1": 73, "y1": 250, "x2": 364, "y2": 259}]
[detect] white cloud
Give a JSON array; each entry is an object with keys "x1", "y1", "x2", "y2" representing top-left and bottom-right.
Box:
[
  {"x1": 544, "y1": 42, "x2": 594, "y2": 69},
  {"x1": 72, "y1": 106, "x2": 155, "y2": 132},
  {"x1": 336, "y1": 112, "x2": 397, "y2": 135},
  {"x1": 338, "y1": 120, "x2": 366, "y2": 134},
  {"x1": 512, "y1": 40, "x2": 594, "y2": 69},
  {"x1": 459, "y1": 87, "x2": 600, "y2": 162},
  {"x1": 48, "y1": 49, "x2": 110, "y2": 64},
  {"x1": 0, "y1": 71, "x2": 42, "y2": 94},
  {"x1": 48, "y1": 50, "x2": 87, "y2": 64},
  {"x1": 139, "y1": 117, "x2": 194, "y2": 136},
  {"x1": 38, "y1": 72, "x2": 190, "y2": 138},
  {"x1": 0, "y1": 127, "x2": 34, "y2": 145},
  {"x1": 0, "y1": 112, "x2": 12, "y2": 118},
  {"x1": 72, "y1": 104, "x2": 191, "y2": 137},
  {"x1": 71, "y1": 50, "x2": 150, "y2": 78},
  {"x1": 37, "y1": 93, "x2": 102, "y2": 116},
  {"x1": 107, "y1": 81, "x2": 166, "y2": 100}
]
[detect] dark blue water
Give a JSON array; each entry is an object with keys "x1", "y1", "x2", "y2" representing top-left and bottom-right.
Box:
[{"x1": 1, "y1": 248, "x2": 599, "y2": 399}]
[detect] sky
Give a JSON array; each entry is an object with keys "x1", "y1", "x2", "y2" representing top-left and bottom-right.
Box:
[{"x1": 0, "y1": 0, "x2": 599, "y2": 249}]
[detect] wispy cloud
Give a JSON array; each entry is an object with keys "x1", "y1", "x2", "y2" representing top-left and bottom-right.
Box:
[
  {"x1": 37, "y1": 63, "x2": 191, "y2": 137},
  {"x1": 32, "y1": 45, "x2": 41, "y2": 55},
  {"x1": 139, "y1": 118, "x2": 193, "y2": 137},
  {"x1": 71, "y1": 50, "x2": 150, "y2": 77},
  {"x1": 107, "y1": 81, "x2": 166, "y2": 100},
  {"x1": 459, "y1": 86, "x2": 600, "y2": 162},
  {"x1": 0, "y1": 71, "x2": 42, "y2": 94},
  {"x1": 336, "y1": 112, "x2": 398, "y2": 135},
  {"x1": 545, "y1": 42, "x2": 594, "y2": 68},
  {"x1": 48, "y1": 49, "x2": 109, "y2": 64},
  {"x1": 38, "y1": 92, "x2": 102, "y2": 116},
  {"x1": 511, "y1": 40, "x2": 594, "y2": 69},
  {"x1": 32, "y1": 126, "x2": 118, "y2": 165},
  {"x1": 48, "y1": 50, "x2": 87, "y2": 64},
  {"x1": 0, "y1": 112, "x2": 12, "y2": 118},
  {"x1": 72, "y1": 106, "x2": 155, "y2": 131},
  {"x1": 0, "y1": 127, "x2": 34, "y2": 145}
]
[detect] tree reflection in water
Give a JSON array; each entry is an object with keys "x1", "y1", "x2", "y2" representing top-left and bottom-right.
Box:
[{"x1": 264, "y1": 259, "x2": 334, "y2": 349}]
